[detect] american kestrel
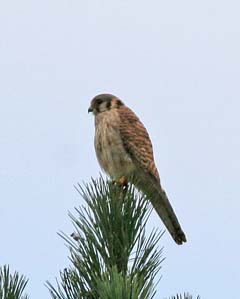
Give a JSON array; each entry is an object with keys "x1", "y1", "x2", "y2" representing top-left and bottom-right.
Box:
[{"x1": 88, "y1": 94, "x2": 186, "y2": 245}]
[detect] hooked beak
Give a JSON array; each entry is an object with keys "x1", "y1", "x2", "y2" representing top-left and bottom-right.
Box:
[{"x1": 88, "y1": 107, "x2": 93, "y2": 113}]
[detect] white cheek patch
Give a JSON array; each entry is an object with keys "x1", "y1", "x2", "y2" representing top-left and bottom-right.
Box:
[{"x1": 99, "y1": 101, "x2": 111, "y2": 112}]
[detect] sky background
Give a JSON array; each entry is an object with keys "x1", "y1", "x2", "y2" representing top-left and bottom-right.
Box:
[{"x1": 0, "y1": 1, "x2": 240, "y2": 298}]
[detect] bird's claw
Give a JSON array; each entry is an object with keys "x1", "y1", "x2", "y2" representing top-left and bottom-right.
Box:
[{"x1": 113, "y1": 176, "x2": 128, "y2": 188}]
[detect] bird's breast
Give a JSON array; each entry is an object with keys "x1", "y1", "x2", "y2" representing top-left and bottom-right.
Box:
[{"x1": 94, "y1": 111, "x2": 135, "y2": 179}]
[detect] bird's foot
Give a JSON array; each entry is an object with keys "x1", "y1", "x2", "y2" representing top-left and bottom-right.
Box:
[{"x1": 114, "y1": 176, "x2": 128, "y2": 188}]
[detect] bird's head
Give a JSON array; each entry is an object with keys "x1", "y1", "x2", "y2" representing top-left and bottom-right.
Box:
[{"x1": 88, "y1": 94, "x2": 124, "y2": 115}]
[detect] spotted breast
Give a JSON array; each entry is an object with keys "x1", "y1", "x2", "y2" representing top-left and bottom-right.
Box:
[{"x1": 94, "y1": 109, "x2": 135, "y2": 179}]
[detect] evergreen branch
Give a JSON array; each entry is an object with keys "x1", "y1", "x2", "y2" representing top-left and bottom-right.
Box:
[
  {"x1": 166, "y1": 294, "x2": 200, "y2": 299},
  {"x1": 96, "y1": 266, "x2": 156, "y2": 299},
  {"x1": 0, "y1": 265, "x2": 29, "y2": 299},
  {"x1": 47, "y1": 177, "x2": 163, "y2": 299}
]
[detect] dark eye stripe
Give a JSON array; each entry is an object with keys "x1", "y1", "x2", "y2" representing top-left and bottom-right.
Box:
[
  {"x1": 106, "y1": 101, "x2": 111, "y2": 109},
  {"x1": 117, "y1": 100, "x2": 123, "y2": 107}
]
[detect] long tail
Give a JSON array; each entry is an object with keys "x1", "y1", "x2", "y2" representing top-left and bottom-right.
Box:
[
  {"x1": 151, "y1": 185, "x2": 186, "y2": 245},
  {"x1": 134, "y1": 176, "x2": 187, "y2": 245}
]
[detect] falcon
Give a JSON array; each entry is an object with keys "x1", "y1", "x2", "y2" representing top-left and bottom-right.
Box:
[{"x1": 88, "y1": 94, "x2": 187, "y2": 245}]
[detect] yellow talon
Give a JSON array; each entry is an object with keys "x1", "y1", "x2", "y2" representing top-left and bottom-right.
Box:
[{"x1": 116, "y1": 176, "x2": 128, "y2": 186}]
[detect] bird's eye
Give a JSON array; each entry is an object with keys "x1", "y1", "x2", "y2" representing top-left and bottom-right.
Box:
[{"x1": 96, "y1": 99, "x2": 103, "y2": 105}]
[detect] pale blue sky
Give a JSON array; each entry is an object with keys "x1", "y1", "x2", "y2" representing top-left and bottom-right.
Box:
[{"x1": 0, "y1": 1, "x2": 240, "y2": 298}]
